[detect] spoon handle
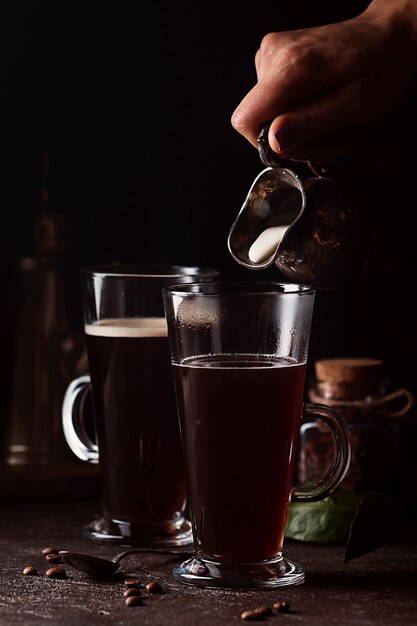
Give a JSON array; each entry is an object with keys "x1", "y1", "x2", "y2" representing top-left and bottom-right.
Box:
[{"x1": 114, "y1": 547, "x2": 194, "y2": 564}]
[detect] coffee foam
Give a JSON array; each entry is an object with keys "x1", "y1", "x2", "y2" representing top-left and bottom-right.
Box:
[{"x1": 85, "y1": 317, "x2": 168, "y2": 338}]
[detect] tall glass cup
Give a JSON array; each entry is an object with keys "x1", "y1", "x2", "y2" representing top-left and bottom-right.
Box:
[
  {"x1": 163, "y1": 281, "x2": 351, "y2": 587},
  {"x1": 62, "y1": 265, "x2": 218, "y2": 546}
]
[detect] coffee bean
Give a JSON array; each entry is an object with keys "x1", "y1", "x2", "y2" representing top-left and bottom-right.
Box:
[
  {"x1": 45, "y1": 566, "x2": 67, "y2": 579},
  {"x1": 45, "y1": 553, "x2": 62, "y2": 563},
  {"x1": 124, "y1": 588, "x2": 141, "y2": 598},
  {"x1": 146, "y1": 580, "x2": 162, "y2": 594},
  {"x1": 41, "y1": 546, "x2": 59, "y2": 556},
  {"x1": 241, "y1": 606, "x2": 273, "y2": 621},
  {"x1": 273, "y1": 601, "x2": 290, "y2": 613},
  {"x1": 124, "y1": 578, "x2": 141, "y2": 587},
  {"x1": 240, "y1": 609, "x2": 262, "y2": 621},
  {"x1": 125, "y1": 595, "x2": 143, "y2": 607},
  {"x1": 22, "y1": 566, "x2": 37, "y2": 576}
]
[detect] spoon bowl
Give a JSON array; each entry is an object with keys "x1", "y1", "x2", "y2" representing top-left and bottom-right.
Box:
[{"x1": 59, "y1": 551, "x2": 121, "y2": 577}]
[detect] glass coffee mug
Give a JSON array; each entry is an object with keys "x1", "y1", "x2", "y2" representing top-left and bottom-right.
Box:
[
  {"x1": 62, "y1": 265, "x2": 218, "y2": 546},
  {"x1": 163, "y1": 281, "x2": 351, "y2": 588}
]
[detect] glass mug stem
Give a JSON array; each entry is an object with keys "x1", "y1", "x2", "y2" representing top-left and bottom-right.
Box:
[{"x1": 293, "y1": 402, "x2": 351, "y2": 502}]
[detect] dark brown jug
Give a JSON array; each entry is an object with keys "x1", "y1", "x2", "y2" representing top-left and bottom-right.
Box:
[{"x1": 228, "y1": 124, "x2": 377, "y2": 289}]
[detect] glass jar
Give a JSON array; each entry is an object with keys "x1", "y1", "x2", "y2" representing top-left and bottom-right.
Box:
[{"x1": 298, "y1": 358, "x2": 414, "y2": 494}]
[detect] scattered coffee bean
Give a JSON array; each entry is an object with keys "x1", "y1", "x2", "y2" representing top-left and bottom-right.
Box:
[
  {"x1": 124, "y1": 588, "x2": 141, "y2": 598},
  {"x1": 45, "y1": 553, "x2": 62, "y2": 564},
  {"x1": 241, "y1": 606, "x2": 273, "y2": 621},
  {"x1": 146, "y1": 580, "x2": 162, "y2": 594},
  {"x1": 45, "y1": 566, "x2": 67, "y2": 579},
  {"x1": 41, "y1": 546, "x2": 59, "y2": 556},
  {"x1": 124, "y1": 578, "x2": 141, "y2": 587},
  {"x1": 22, "y1": 566, "x2": 37, "y2": 576},
  {"x1": 125, "y1": 595, "x2": 143, "y2": 607},
  {"x1": 273, "y1": 601, "x2": 290, "y2": 613}
]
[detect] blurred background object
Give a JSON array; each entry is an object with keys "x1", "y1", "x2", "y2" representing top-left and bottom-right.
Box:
[
  {"x1": 299, "y1": 357, "x2": 415, "y2": 500},
  {"x1": 0, "y1": 152, "x2": 98, "y2": 497}
]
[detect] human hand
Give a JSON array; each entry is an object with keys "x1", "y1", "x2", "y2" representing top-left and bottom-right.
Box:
[{"x1": 231, "y1": 0, "x2": 417, "y2": 164}]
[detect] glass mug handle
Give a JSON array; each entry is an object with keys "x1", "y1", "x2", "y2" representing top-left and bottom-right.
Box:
[
  {"x1": 61, "y1": 374, "x2": 99, "y2": 464},
  {"x1": 292, "y1": 402, "x2": 351, "y2": 502}
]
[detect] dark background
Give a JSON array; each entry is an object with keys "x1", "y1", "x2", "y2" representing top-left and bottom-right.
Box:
[
  {"x1": 1, "y1": 0, "x2": 415, "y2": 402},
  {"x1": 1, "y1": 1, "x2": 371, "y2": 267}
]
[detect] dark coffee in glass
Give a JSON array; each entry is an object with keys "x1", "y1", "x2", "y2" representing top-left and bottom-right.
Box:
[
  {"x1": 86, "y1": 318, "x2": 186, "y2": 525},
  {"x1": 62, "y1": 265, "x2": 218, "y2": 546},
  {"x1": 173, "y1": 354, "x2": 306, "y2": 563}
]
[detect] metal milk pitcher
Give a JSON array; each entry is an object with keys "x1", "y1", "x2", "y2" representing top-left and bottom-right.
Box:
[{"x1": 228, "y1": 123, "x2": 377, "y2": 289}]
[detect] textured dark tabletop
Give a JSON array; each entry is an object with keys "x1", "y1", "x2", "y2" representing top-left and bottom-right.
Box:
[{"x1": 1, "y1": 497, "x2": 416, "y2": 626}]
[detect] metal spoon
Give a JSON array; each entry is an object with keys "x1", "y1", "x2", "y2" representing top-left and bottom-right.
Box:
[{"x1": 59, "y1": 547, "x2": 193, "y2": 577}]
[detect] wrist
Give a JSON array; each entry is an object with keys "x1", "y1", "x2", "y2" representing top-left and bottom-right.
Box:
[{"x1": 363, "y1": 0, "x2": 417, "y2": 55}]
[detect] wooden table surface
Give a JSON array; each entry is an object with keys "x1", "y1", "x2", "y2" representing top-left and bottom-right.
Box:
[{"x1": 1, "y1": 496, "x2": 416, "y2": 626}]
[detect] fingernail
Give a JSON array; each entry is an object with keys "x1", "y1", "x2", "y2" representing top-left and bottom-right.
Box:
[{"x1": 274, "y1": 125, "x2": 295, "y2": 151}]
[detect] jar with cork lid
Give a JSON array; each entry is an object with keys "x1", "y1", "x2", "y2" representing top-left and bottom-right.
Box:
[{"x1": 298, "y1": 357, "x2": 415, "y2": 495}]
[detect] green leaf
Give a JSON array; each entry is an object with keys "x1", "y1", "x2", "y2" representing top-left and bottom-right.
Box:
[{"x1": 285, "y1": 488, "x2": 361, "y2": 544}]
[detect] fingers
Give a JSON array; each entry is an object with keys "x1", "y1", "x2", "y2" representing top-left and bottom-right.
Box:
[
  {"x1": 231, "y1": 79, "x2": 364, "y2": 153},
  {"x1": 231, "y1": 26, "x2": 371, "y2": 152},
  {"x1": 231, "y1": 81, "x2": 286, "y2": 148},
  {"x1": 232, "y1": 32, "x2": 313, "y2": 147},
  {"x1": 268, "y1": 80, "x2": 367, "y2": 156}
]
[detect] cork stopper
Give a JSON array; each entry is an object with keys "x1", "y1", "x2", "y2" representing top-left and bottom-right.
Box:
[
  {"x1": 314, "y1": 358, "x2": 385, "y2": 400},
  {"x1": 315, "y1": 358, "x2": 384, "y2": 383}
]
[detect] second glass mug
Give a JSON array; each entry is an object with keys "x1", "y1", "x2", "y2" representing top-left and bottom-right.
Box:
[
  {"x1": 163, "y1": 281, "x2": 351, "y2": 589},
  {"x1": 61, "y1": 264, "x2": 219, "y2": 546}
]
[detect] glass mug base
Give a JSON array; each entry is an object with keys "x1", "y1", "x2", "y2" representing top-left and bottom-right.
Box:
[
  {"x1": 173, "y1": 554, "x2": 305, "y2": 590},
  {"x1": 83, "y1": 514, "x2": 193, "y2": 547}
]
